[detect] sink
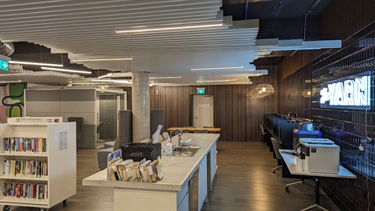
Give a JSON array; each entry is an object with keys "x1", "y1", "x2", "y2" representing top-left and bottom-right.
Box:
[{"x1": 172, "y1": 146, "x2": 200, "y2": 157}]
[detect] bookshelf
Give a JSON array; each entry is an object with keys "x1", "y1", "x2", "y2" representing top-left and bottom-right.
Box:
[{"x1": 0, "y1": 119, "x2": 76, "y2": 211}]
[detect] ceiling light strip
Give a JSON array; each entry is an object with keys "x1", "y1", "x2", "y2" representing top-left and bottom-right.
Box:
[
  {"x1": 149, "y1": 76, "x2": 181, "y2": 79},
  {"x1": 72, "y1": 58, "x2": 133, "y2": 62},
  {"x1": 91, "y1": 79, "x2": 129, "y2": 84},
  {"x1": 41, "y1": 67, "x2": 92, "y2": 74},
  {"x1": 9, "y1": 61, "x2": 63, "y2": 67},
  {"x1": 196, "y1": 79, "x2": 231, "y2": 83},
  {"x1": 191, "y1": 66, "x2": 244, "y2": 71},
  {"x1": 116, "y1": 23, "x2": 223, "y2": 33},
  {"x1": 98, "y1": 73, "x2": 113, "y2": 79}
]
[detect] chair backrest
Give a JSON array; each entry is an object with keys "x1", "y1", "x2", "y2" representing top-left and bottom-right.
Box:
[
  {"x1": 271, "y1": 137, "x2": 282, "y2": 160},
  {"x1": 259, "y1": 124, "x2": 266, "y2": 134},
  {"x1": 97, "y1": 121, "x2": 104, "y2": 133},
  {"x1": 113, "y1": 138, "x2": 120, "y2": 151},
  {"x1": 194, "y1": 129, "x2": 208, "y2": 133}
]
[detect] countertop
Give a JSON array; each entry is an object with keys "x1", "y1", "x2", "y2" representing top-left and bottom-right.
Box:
[
  {"x1": 279, "y1": 149, "x2": 356, "y2": 179},
  {"x1": 82, "y1": 133, "x2": 220, "y2": 192}
]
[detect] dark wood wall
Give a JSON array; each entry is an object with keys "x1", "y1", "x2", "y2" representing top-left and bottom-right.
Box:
[
  {"x1": 122, "y1": 65, "x2": 279, "y2": 142},
  {"x1": 321, "y1": 0, "x2": 375, "y2": 40},
  {"x1": 278, "y1": 64, "x2": 312, "y2": 119}
]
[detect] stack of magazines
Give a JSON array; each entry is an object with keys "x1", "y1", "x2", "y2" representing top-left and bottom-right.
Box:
[{"x1": 107, "y1": 149, "x2": 163, "y2": 182}]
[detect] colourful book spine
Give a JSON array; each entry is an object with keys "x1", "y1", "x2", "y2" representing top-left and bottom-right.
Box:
[
  {"x1": 20, "y1": 138, "x2": 23, "y2": 152},
  {"x1": 10, "y1": 138, "x2": 15, "y2": 152},
  {"x1": 39, "y1": 138, "x2": 43, "y2": 153}
]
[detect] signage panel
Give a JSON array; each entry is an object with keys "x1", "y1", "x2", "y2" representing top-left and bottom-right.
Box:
[
  {"x1": 0, "y1": 60, "x2": 9, "y2": 71},
  {"x1": 320, "y1": 72, "x2": 372, "y2": 110},
  {"x1": 196, "y1": 88, "x2": 205, "y2": 95}
]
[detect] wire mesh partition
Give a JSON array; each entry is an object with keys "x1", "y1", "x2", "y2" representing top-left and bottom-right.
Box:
[{"x1": 311, "y1": 21, "x2": 375, "y2": 211}]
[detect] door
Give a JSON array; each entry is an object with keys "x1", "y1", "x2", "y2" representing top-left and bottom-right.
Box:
[{"x1": 193, "y1": 95, "x2": 213, "y2": 128}]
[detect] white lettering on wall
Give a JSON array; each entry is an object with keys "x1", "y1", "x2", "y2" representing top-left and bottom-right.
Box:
[{"x1": 320, "y1": 75, "x2": 370, "y2": 107}]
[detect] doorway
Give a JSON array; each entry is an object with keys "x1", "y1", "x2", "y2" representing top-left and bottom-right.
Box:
[{"x1": 193, "y1": 95, "x2": 214, "y2": 128}]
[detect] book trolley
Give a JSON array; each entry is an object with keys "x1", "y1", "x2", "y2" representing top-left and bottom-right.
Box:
[{"x1": 0, "y1": 118, "x2": 76, "y2": 211}]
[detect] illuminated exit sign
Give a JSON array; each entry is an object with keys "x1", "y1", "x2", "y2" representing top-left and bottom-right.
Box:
[
  {"x1": 0, "y1": 60, "x2": 9, "y2": 71},
  {"x1": 320, "y1": 72, "x2": 372, "y2": 110},
  {"x1": 196, "y1": 88, "x2": 205, "y2": 94}
]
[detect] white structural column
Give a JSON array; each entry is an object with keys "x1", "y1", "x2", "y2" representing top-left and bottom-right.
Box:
[{"x1": 132, "y1": 72, "x2": 150, "y2": 142}]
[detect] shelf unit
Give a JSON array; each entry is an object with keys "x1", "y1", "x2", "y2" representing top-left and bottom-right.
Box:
[{"x1": 0, "y1": 120, "x2": 76, "y2": 211}]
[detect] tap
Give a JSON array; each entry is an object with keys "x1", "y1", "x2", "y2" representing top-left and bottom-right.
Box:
[{"x1": 169, "y1": 130, "x2": 183, "y2": 146}]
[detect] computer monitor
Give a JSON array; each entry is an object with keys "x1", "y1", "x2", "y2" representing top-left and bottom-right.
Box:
[
  {"x1": 297, "y1": 122, "x2": 314, "y2": 131},
  {"x1": 278, "y1": 121, "x2": 299, "y2": 149},
  {"x1": 274, "y1": 118, "x2": 288, "y2": 135}
]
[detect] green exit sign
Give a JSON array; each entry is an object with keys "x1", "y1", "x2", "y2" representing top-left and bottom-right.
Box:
[
  {"x1": 196, "y1": 88, "x2": 205, "y2": 94},
  {"x1": 0, "y1": 60, "x2": 9, "y2": 71}
]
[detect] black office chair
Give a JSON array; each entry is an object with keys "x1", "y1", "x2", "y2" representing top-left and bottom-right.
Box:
[
  {"x1": 271, "y1": 135, "x2": 307, "y2": 192},
  {"x1": 259, "y1": 124, "x2": 267, "y2": 143},
  {"x1": 270, "y1": 137, "x2": 282, "y2": 173}
]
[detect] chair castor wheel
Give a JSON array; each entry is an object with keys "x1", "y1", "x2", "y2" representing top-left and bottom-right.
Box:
[{"x1": 3, "y1": 205, "x2": 10, "y2": 211}]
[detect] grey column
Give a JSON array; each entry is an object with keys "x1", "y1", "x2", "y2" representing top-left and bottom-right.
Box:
[{"x1": 132, "y1": 72, "x2": 150, "y2": 143}]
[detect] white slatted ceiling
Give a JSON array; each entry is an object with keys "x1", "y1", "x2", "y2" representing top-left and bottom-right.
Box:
[{"x1": 0, "y1": 0, "x2": 264, "y2": 85}]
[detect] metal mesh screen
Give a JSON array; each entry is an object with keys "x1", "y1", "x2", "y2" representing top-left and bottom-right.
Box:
[{"x1": 311, "y1": 21, "x2": 375, "y2": 211}]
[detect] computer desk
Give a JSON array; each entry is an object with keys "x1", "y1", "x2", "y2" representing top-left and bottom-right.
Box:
[
  {"x1": 279, "y1": 149, "x2": 356, "y2": 211},
  {"x1": 167, "y1": 127, "x2": 221, "y2": 133}
]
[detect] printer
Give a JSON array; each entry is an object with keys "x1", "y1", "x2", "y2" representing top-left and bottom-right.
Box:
[{"x1": 297, "y1": 138, "x2": 340, "y2": 174}]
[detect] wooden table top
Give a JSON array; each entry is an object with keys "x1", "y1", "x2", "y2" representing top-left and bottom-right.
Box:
[{"x1": 167, "y1": 127, "x2": 221, "y2": 133}]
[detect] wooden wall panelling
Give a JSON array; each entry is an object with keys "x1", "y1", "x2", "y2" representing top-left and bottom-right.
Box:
[
  {"x1": 132, "y1": 67, "x2": 279, "y2": 142},
  {"x1": 279, "y1": 50, "x2": 324, "y2": 80},
  {"x1": 278, "y1": 64, "x2": 312, "y2": 118},
  {"x1": 321, "y1": 0, "x2": 375, "y2": 40},
  {"x1": 232, "y1": 86, "x2": 240, "y2": 141},
  {"x1": 240, "y1": 85, "x2": 247, "y2": 142},
  {"x1": 226, "y1": 86, "x2": 233, "y2": 141}
]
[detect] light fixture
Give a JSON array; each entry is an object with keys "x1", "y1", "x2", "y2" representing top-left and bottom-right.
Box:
[
  {"x1": 41, "y1": 67, "x2": 91, "y2": 74},
  {"x1": 91, "y1": 79, "x2": 130, "y2": 84},
  {"x1": 112, "y1": 80, "x2": 130, "y2": 84},
  {"x1": 98, "y1": 73, "x2": 113, "y2": 79},
  {"x1": 149, "y1": 76, "x2": 182, "y2": 79},
  {"x1": 9, "y1": 61, "x2": 63, "y2": 67},
  {"x1": 191, "y1": 66, "x2": 244, "y2": 71},
  {"x1": 196, "y1": 79, "x2": 232, "y2": 83},
  {"x1": 302, "y1": 89, "x2": 312, "y2": 98},
  {"x1": 250, "y1": 83, "x2": 274, "y2": 99},
  {"x1": 116, "y1": 23, "x2": 224, "y2": 34},
  {"x1": 71, "y1": 58, "x2": 133, "y2": 62}
]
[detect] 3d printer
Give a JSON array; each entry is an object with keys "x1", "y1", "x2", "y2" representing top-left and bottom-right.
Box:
[{"x1": 297, "y1": 138, "x2": 340, "y2": 174}]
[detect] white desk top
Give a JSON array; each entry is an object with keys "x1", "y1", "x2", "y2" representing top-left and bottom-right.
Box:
[
  {"x1": 83, "y1": 133, "x2": 220, "y2": 192},
  {"x1": 279, "y1": 149, "x2": 356, "y2": 179}
]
